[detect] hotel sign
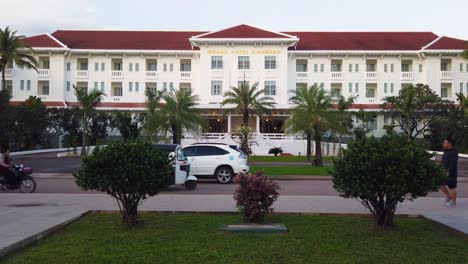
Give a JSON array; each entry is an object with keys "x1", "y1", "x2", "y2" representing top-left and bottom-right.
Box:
[{"x1": 208, "y1": 50, "x2": 281, "y2": 55}]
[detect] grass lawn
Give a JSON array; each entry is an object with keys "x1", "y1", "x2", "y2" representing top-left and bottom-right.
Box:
[
  {"x1": 250, "y1": 165, "x2": 333, "y2": 176},
  {"x1": 249, "y1": 155, "x2": 334, "y2": 163},
  {"x1": 3, "y1": 213, "x2": 468, "y2": 264}
]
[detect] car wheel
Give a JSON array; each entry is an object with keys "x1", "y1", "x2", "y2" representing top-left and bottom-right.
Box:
[{"x1": 215, "y1": 166, "x2": 234, "y2": 184}]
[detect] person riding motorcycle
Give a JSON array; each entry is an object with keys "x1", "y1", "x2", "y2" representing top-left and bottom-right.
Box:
[{"x1": 0, "y1": 145, "x2": 17, "y2": 185}]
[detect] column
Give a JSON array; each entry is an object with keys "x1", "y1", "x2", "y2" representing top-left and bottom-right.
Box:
[
  {"x1": 256, "y1": 115, "x2": 260, "y2": 133},
  {"x1": 227, "y1": 115, "x2": 232, "y2": 133}
]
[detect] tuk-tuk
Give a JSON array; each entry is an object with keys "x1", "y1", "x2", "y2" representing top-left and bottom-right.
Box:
[{"x1": 153, "y1": 144, "x2": 197, "y2": 190}]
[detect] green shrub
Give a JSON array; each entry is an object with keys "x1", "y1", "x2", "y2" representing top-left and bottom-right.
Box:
[
  {"x1": 332, "y1": 134, "x2": 445, "y2": 229},
  {"x1": 74, "y1": 140, "x2": 171, "y2": 225}
]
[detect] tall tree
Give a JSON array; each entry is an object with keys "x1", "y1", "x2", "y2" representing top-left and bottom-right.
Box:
[
  {"x1": 221, "y1": 82, "x2": 275, "y2": 127},
  {"x1": 12, "y1": 96, "x2": 49, "y2": 150},
  {"x1": 111, "y1": 111, "x2": 144, "y2": 140},
  {"x1": 332, "y1": 96, "x2": 355, "y2": 156},
  {"x1": 159, "y1": 88, "x2": 205, "y2": 144},
  {"x1": 287, "y1": 84, "x2": 334, "y2": 166},
  {"x1": 353, "y1": 109, "x2": 376, "y2": 140},
  {"x1": 143, "y1": 88, "x2": 165, "y2": 140},
  {"x1": 73, "y1": 85, "x2": 105, "y2": 155},
  {"x1": 0, "y1": 27, "x2": 37, "y2": 92},
  {"x1": 382, "y1": 83, "x2": 447, "y2": 143}
]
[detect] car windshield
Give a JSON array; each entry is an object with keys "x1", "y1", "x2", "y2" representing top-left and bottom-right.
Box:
[{"x1": 177, "y1": 147, "x2": 186, "y2": 161}]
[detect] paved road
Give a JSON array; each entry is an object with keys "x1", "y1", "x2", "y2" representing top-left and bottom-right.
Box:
[{"x1": 27, "y1": 178, "x2": 468, "y2": 197}]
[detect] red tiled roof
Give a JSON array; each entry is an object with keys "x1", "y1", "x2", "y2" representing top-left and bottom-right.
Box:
[
  {"x1": 197, "y1": 24, "x2": 293, "y2": 39},
  {"x1": 426, "y1": 36, "x2": 468, "y2": 50},
  {"x1": 284, "y1": 32, "x2": 439, "y2": 50},
  {"x1": 51, "y1": 30, "x2": 206, "y2": 50},
  {"x1": 21, "y1": 34, "x2": 64, "y2": 48}
]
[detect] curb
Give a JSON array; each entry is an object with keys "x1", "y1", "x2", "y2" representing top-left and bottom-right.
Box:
[{"x1": 0, "y1": 210, "x2": 90, "y2": 259}]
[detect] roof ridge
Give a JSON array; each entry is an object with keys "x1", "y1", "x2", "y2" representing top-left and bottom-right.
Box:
[
  {"x1": 46, "y1": 33, "x2": 67, "y2": 48},
  {"x1": 421, "y1": 35, "x2": 444, "y2": 50}
]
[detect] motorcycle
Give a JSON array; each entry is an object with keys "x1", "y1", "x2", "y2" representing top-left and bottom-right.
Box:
[{"x1": 0, "y1": 164, "x2": 36, "y2": 193}]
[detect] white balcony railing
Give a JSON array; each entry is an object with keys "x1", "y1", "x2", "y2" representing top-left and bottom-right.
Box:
[
  {"x1": 180, "y1": 72, "x2": 191, "y2": 79},
  {"x1": 4, "y1": 69, "x2": 12, "y2": 77},
  {"x1": 76, "y1": 70, "x2": 88, "y2": 78},
  {"x1": 331, "y1": 72, "x2": 343, "y2": 80},
  {"x1": 401, "y1": 72, "x2": 413, "y2": 81},
  {"x1": 296, "y1": 72, "x2": 308, "y2": 79},
  {"x1": 37, "y1": 69, "x2": 49, "y2": 78},
  {"x1": 112, "y1": 97, "x2": 121, "y2": 102},
  {"x1": 146, "y1": 71, "x2": 158, "y2": 79},
  {"x1": 366, "y1": 72, "x2": 378, "y2": 80},
  {"x1": 441, "y1": 71, "x2": 453, "y2": 80},
  {"x1": 366, "y1": 98, "x2": 376, "y2": 103},
  {"x1": 111, "y1": 71, "x2": 123, "y2": 79},
  {"x1": 38, "y1": 96, "x2": 48, "y2": 101}
]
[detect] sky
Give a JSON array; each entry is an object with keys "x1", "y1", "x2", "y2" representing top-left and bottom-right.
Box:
[{"x1": 1, "y1": 0, "x2": 467, "y2": 40}]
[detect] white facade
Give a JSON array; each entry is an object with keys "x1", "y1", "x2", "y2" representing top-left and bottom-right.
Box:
[{"x1": 3, "y1": 25, "x2": 468, "y2": 151}]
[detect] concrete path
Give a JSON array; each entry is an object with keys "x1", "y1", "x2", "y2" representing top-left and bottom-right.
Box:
[{"x1": 0, "y1": 193, "x2": 467, "y2": 258}]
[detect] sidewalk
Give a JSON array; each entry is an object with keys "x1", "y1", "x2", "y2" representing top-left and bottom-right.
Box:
[{"x1": 0, "y1": 193, "x2": 467, "y2": 257}]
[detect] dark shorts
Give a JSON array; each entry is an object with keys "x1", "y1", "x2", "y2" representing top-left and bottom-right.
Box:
[{"x1": 445, "y1": 178, "x2": 457, "y2": 189}]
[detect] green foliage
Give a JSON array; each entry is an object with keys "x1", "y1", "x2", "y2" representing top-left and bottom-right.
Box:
[
  {"x1": 221, "y1": 82, "x2": 275, "y2": 126},
  {"x1": 353, "y1": 109, "x2": 376, "y2": 140},
  {"x1": 231, "y1": 125, "x2": 254, "y2": 155},
  {"x1": 74, "y1": 140, "x2": 171, "y2": 225},
  {"x1": 0, "y1": 26, "x2": 38, "y2": 92},
  {"x1": 88, "y1": 111, "x2": 111, "y2": 145},
  {"x1": 382, "y1": 83, "x2": 448, "y2": 143},
  {"x1": 287, "y1": 84, "x2": 334, "y2": 165},
  {"x1": 332, "y1": 134, "x2": 446, "y2": 229},
  {"x1": 110, "y1": 111, "x2": 144, "y2": 140},
  {"x1": 268, "y1": 147, "x2": 283, "y2": 156}
]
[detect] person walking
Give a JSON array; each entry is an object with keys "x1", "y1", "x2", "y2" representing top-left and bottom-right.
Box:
[{"x1": 440, "y1": 136, "x2": 458, "y2": 207}]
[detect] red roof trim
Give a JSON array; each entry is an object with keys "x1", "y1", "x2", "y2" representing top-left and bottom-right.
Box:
[
  {"x1": 425, "y1": 36, "x2": 468, "y2": 50},
  {"x1": 21, "y1": 34, "x2": 64, "y2": 48},
  {"x1": 10, "y1": 101, "x2": 66, "y2": 107},
  {"x1": 66, "y1": 102, "x2": 147, "y2": 108},
  {"x1": 193, "y1": 24, "x2": 296, "y2": 39}
]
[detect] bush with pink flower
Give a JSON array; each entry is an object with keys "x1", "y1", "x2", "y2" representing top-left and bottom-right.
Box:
[{"x1": 233, "y1": 172, "x2": 280, "y2": 223}]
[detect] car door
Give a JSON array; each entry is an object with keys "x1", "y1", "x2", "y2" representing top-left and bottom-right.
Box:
[
  {"x1": 183, "y1": 146, "x2": 200, "y2": 175},
  {"x1": 197, "y1": 146, "x2": 229, "y2": 175}
]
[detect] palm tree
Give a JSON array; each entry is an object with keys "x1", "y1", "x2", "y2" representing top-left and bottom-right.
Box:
[
  {"x1": 333, "y1": 96, "x2": 355, "y2": 156},
  {"x1": 220, "y1": 82, "x2": 275, "y2": 127},
  {"x1": 143, "y1": 87, "x2": 165, "y2": 140},
  {"x1": 0, "y1": 27, "x2": 37, "y2": 92},
  {"x1": 354, "y1": 108, "x2": 375, "y2": 140},
  {"x1": 159, "y1": 88, "x2": 205, "y2": 144},
  {"x1": 73, "y1": 85, "x2": 105, "y2": 155},
  {"x1": 287, "y1": 84, "x2": 334, "y2": 166}
]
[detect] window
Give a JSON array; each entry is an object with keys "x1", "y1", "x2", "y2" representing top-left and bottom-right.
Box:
[
  {"x1": 112, "y1": 84, "x2": 123, "y2": 97},
  {"x1": 296, "y1": 60, "x2": 307, "y2": 72},
  {"x1": 390, "y1": 64, "x2": 394, "y2": 72},
  {"x1": 211, "y1": 81, "x2": 222, "y2": 96},
  {"x1": 366, "y1": 84, "x2": 376, "y2": 98},
  {"x1": 27, "y1": 80, "x2": 31, "y2": 91},
  {"x1": 314, "y1": 64, "x2": 318, "y2": 72},
  {"x1": 384, "y1": 83, "x2": 388, "y2": 93},
  {"x1": 391, "y1": 83, "x2": 394, "y2": 93},
  {"x1": 95, "y1": 63, "x2": 99, "y2": 72},
  {"x1": 355, "y1": 64, "x2": 359, "y2": 72},
  {"x1": 79, "y1": 62, "x2": 88, "y2": 71},
  {"x1": 129, "y1": 82, "x2": 133, "y2": 92},
  {"x1": 129, "y1": 63, "x2": 133, "y2": 72},
  {"x1": 349, "y1": 83, "x2": 353, "y2": 93},
  {"x1": 460, "y1": 63, "x2": 464, "y2": 72},
  {"x1": 384, "y1": 64, "x2": 388, "y2": 73},
  {"x1": 135, "y1": 82, "x2": 139, "y2": 92},
  {"x1": 198, "y1": 146, "x2": 229, "y2": 156},
  {"x1": 169, "y1": 82, "x2": 173, "y2": 89},
  {"x1": 320, "y1": 64, "x2": 324, "y2": 72},
  {"x1": 238, "y1": 56, "x2": 250, "y2": 69},
  {"x1": 146, "y1": 82, "x2": 157, "y2": 94},
  {"x1": 170, "y1": 63, "x2": 174, "y2": 72},
  {"x1": 330, "y1": 84, "x2": 341, "y2": 97},
  {"x1": 419, "y1": 64, "x2": 423, "y2": 73},
  {"x1": 147, "y1": 60, "x2": 157, "y2": 71},
  {"x1": 94, "y1": 82, "x2": 98, "y2": 91},
  {"x1": 180, "y1": 60, "x2": 192, "y2": 71},
  {"x1": 66, "y1": 62, "x2": 70, "y2": 71},
  {"x1": 264, "y1": 81, "x2": 276, "y2": 96},
  {"x1": 66, "y1": 81, "x2": 70, "y2": 92},
  {"x1": 466, "y1": 64, "x2": 468, "y2": 72},
  {"x1": 460, "y1": 83, "x2": 464, "y2": 93},
  {"x1": 441, "y1": 87, "x2": 448, "y2": 98},
  {"x1": 238, "y1": 80, "x2": 250, "y2": 88},
  {"x1": 163, "y1": 63, "x2": 167, "y2": 72},
  {"x1": 265, "y1": 56, "x2": 276, "y2": 69},
  {"x1": 101, "y1": 63, "x2": 105, "y2": 71},
  {"x1": 331, "y1": 60, "x2": 342, "y2": 72},
  {"x1": 100, "y1": 82, "x2": 104, "y2": 92},
  {"x1": 366, "y1": 62, "x2": 376, "y2": 72},
  {"x1": 113, "y1": 62, "x2": 122, "y2": 71},
  {"x1": 163, "y1": 82, "x2": 167, "y2": 90},
  {"x1": 366, "y1": 118, "x2": 377, "y2": 131},
  {"x1": 401, "y1": 64, "x2": 410, "y2": 72},
  {"x1": 319, "y1": 83, "x2": 324, "y2": 89},
  {"x1": 20, "y1": 80, "x2": 24, "y2": 91},
  {"x1": 441, "y1": 62, "x2": 449, "y2": 71},
  {"x1": 355, "y1": 83, "x2": 359, "y2": 93},
  {"x1": 211, "y1": 56, "x2": 223, "y2": 69},
  {"x1": 349, "y1": 64, "x2": 353, "y2": 72},
  {"x1": 135, "y1": 63, "x2": 139, "y2": 72}
]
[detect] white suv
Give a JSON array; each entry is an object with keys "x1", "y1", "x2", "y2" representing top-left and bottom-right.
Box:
[{"x1": 182, "y1": 143, "x2": 249, "y2": 184}]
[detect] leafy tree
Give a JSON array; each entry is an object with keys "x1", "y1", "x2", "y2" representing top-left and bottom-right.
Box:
[
  {"x1": 74, "y1": 85, "x2": 105, "y2": 155},
  {"x1": 382, "y1": 84, "x2": 447, "y2": 143},
  {"x1": 88, "y1": 111, "x2": 111, "y2": 145},
  {"x1": 287, "y1": 84, "x2": 334, "y2": 166},
  {"x1": 11, "y1": 96, "x2": 49, "y2": 150},
  {"x1": 332, "y1": 134, "x2": 445, "y2": 229},
  {"x1": 0, "y1": 27, "x2": 37, "y2": 91},
  {"x1": 143, "y1": 87, "x2": 165, "y2": 140},
  {"x1": 159, "y1": 88, "x2": 205, "y2": 144},
  {"x1": 0, "y1": 90, "x2": 13, "y2": 146},
  {"x1": 353, "y1": 109, "x2": 376, "y2": 140},
  {"x1": 221, "y1": 82, "x2": 275, "y2": 126},
  {"x1": 74, "y1": 140, "x2": 171, "y2": 225},
  {"x1": 110, "y1": 111, "x2": 144, "y2": 140}
]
